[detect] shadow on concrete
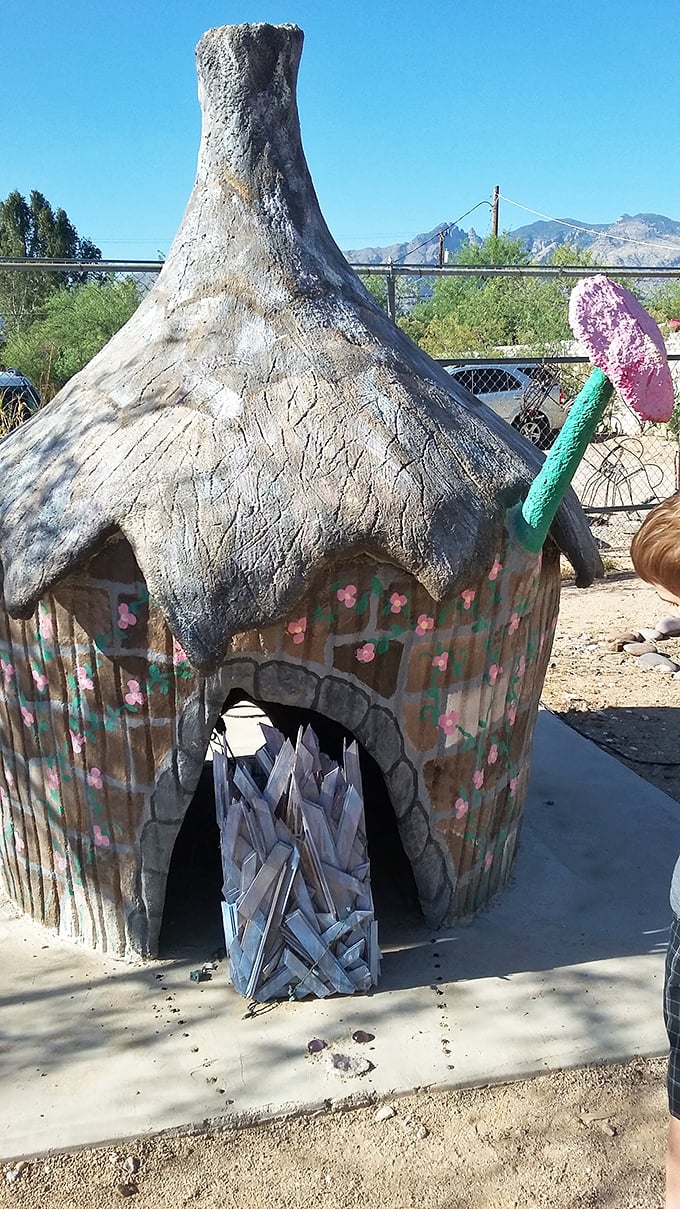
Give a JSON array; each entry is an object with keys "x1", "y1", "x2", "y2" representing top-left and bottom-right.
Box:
[{"x1": 0, "y1": 710, "x2": 676, "y2": 1159}]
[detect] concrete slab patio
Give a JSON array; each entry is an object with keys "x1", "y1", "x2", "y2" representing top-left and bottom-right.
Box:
[{"x1": 1, "y1": 709, "x2": 678, "y2": 1162}]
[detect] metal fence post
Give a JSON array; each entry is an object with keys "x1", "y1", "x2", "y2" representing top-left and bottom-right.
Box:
[{"x1": 386, "y1": 261, "x2": 396, "y2": 324}]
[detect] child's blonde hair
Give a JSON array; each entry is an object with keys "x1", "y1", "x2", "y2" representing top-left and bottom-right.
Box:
[{"x1": 631, "y1": 491, "x2": 680, "y2": 596}]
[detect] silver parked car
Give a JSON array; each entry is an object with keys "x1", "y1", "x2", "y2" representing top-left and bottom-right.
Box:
[{"x1": 444, "y1": 362, "x2": 569, "y2": 449}]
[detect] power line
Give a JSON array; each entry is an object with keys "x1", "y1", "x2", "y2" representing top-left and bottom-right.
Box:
[
  {"x1": 394, "y1": 199, "x2": 492, "y2": 264},
  {"x1": 498, "y1": 192, "x2": 680, "y2": 256}
]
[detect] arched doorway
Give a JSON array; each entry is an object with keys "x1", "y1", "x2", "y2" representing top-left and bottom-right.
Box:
[{"x1": 158, "y1": 690, "x2": 420, "y2": 961}]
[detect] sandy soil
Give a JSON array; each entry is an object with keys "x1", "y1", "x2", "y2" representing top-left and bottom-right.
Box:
[
  {"x1": 2, "y1": 565, "x2": 676, "y2": 1209},
  {"x1": 542, "y1": 567, "x2": 680, "y2": 805}
]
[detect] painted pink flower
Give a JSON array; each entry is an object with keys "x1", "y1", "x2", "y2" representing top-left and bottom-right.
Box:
[
  {"x1": 70, "y1": 729, "x2": 85, "y2": 753},
  {"x1": 336, "y1": 584, "x2": 358, "y2": 608},
  {"x1": 172, "y1": 637, "x2": 188, "y2": 664},
  {"x1": 0, "y1": 787, "x2": 7, "y2": 807},
  {"x1": 487, "y1": 744, "x2": 499, "y2": 766},
  {"x1": 125, "y1": 679, "x2": 144, "y2": 707},
  {"x1": 38, "y1": 614, "x2": 53, "y2": 639},
  {"x1": 508, "y1": 613, "x2": 521, "y2": 635},
  {"x1": 31, "y1": 668, "x2": 48, "y2": 692},
  {"x1": 287, "y1": 617, "x2": 307, "y2": 645},
  {"x1": 438, "y1": 711, "x2": 459, "y2": 736},
  {"x1": 77, "y1": 666, "x2": 94, "y2": 691},
  {"x1": 518, "y1": 655, "x2": 526, "y2": 679},
  {"x1": 415, "y1": 614, "x2": 434, "y2": 636},
  {"x1": 454, "y1": 797, "x2": 469, "y2": 819},
  {"x1": 93, "y1": 825, "x2": 110, "y2": 848},
  {"x1": 45, "y1": 767, "x2": 59, "y2": 791},
  {"x1": 1, "y1": 659, "x2": 15, "y2": 683},
  {"x1": 55, "y1": 852, "x2": 67, "y2": 872},
  {"x1": 87, "y1": 767, "x2": 104, "y2": 790},
  {"x1": 484, "y1": 851, "x2": 494, "y2": 872},
  {"x1": 117, "y1": 602, "x2": 137, "y2": 631},
  {"x1": 20, "y1": 706, "x2": 34, "y2": 727},
  {"x1": 432, "y1": 652, "x2": 449, "y2": 672},
  {"x1": 509, "y1": 775, "x2": 520, "y2": 796},
  {"x1": 355, "y1": 642, "x2": 376, "y2": 664},
  {"x1": 488, "y1": 663, "x2": 503, "y2": 686},
  {"x1": 472, "y1": 769, "x2": 485, "y2": 790},
  {"x1": 507, "y1": 704, "x2": 517, "y2": 726},
  {"x1": 461, "y1": 589, "x2": 476, "y2": 610},
  {"x1": 14, "y1": 832, "x2": 25, "y2": 851},
  {"x1": 390, "y1": 592, "x2": 408, "y2": 614},
  {"x1": 488, "y1": 558, "x2": 503, "y2": 582}
]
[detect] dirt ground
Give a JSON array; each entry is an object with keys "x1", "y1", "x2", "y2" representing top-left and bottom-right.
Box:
[{"x1": 2, "y1": 564, "x2": 677, "y2": 1209}]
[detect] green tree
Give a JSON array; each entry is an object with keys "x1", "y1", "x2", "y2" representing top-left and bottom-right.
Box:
[
  {"x1": 2, "y1": 276, "x2": 141, "y2": 399},
  {"x1": 0, "y1": 190, "x2": 101, "y2": 334},
  {"x1": 358, "y1": 273, "x2": 388, "y2": 310},
  {"x1": 405, "y1": 235, "x2": 598, "y2": 357},
  {"x1": 647, "y1": 279, "x2": 680, "y2": 325}
]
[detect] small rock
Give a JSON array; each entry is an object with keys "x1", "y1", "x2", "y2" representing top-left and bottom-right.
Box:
[
  {"x1": 330, "y1": 1053, "x2": 373, "y2": 1076},
  {"x1": 598, "y1": 1121, "x2": 616, "y2": 1137},
  {"x1": 608, "y1": 631, "x2": 641, "y2": 651},
  {"x1": 307, "y1": 1038, "x2": 327, "y2": 1054},
  {"x1": 5, "y1": 1169, "x2": 21, "y2": 1185},
  {"x1": 416, "y1": 1126, "x2": 430, "y2": 1139},
  {"x1": 622, "y1": 640, "x2": 658, "y2": 656},
  {"x1": 638, "y1": 652, "x2": 680, "y2": 673},
  {"x1": 639, "y1": 628, "x2": 663, "y2": 641},
  {"x1": 352, "y1": 1030, "x2": 375, "y2": 1044},
  {"x1": 117, "y1": 1182, "x2": 139, "y2": 1198},
  {"x1": 124, "y1": 1156, "x2": 140, "y2": 1175},
  {"x1": 656, "y1": 616, "x2": 680, "y2": 637},
  {"x1": 374, "y1": 1105, "x2": 397, "y2": 1123}
]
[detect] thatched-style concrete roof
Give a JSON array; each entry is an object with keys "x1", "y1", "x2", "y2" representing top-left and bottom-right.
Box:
[{"x1": 0, "y1": 23, "x2": 601, "y2": 670}]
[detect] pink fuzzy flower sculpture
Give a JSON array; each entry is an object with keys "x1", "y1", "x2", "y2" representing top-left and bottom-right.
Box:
[{"x1": 568, "y1": 274, "x2": 673, "y2": 422}]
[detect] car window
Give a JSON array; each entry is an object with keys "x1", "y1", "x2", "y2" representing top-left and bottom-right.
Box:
[
  {"x1": 473, "y1": 369, "x2": 496, "y2": 393},
  {"x1": 0, "y1": 388, "x2": 23, "y2": 407},
  {"x1": 477, "y1": 369, "x2": 520, "y2": 394},
  {"x1": 452, "y1": 369, "x2": 474, "y2": 392}
]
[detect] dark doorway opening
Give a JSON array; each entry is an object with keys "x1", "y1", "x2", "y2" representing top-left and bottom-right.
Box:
[
  {"x1": 157, "y1": 761, "x2": 224, "y2": 959},
  {"x1": 158, "y1": 690, "x2": 421, "y2": 959}
]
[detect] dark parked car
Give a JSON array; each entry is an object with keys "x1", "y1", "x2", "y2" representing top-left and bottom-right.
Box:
[{"x1": 0, "y1": 369, "x2": 41, "y2": 434}]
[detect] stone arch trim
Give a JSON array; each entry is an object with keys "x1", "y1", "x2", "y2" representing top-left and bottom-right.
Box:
[
  {"x1": 140, "y1": 653, "x2": 454, "y2": 953},
  {"x1": 241, "y1": 658, "x2": 452, "y2": 925}
]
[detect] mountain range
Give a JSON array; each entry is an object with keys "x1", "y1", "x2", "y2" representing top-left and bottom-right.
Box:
[{"x1": 344, "y1": 212, "x2": 680, "y2": 268}]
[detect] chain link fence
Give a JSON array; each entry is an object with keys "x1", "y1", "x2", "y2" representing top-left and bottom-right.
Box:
[
  {"x1": 355, "y1": 263, "x2": 680, "y2": 554},
  {"x1": 0, "y1": 259, "x2": 161, "y2": 404},
  {"x1": 1, "y1": 258, "x2": 679, "y2": 554},
  {"x1": 436, "y1": 355, "x2": 680, "y2": 554}
]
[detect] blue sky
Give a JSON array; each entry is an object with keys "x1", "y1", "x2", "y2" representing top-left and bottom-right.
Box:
[{"x1": 4, "y1": 0, "x2": 678, "y2": 260}]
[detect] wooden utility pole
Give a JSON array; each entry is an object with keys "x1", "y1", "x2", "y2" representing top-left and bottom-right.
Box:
[
  {"x1": 492, "y1": 185, "x2": 500, "y2": 237},
  {"x1": 438, "y1": 229, "x2": 444, "y2": 268}
]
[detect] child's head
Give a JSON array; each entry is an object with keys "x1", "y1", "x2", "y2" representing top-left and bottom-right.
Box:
[{"x1": 630, "y1": 491, "x2": 680, "y2": 607}]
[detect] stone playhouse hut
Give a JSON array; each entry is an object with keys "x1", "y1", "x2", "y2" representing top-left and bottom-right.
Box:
[{"x1": 0, "y1": 23, "x2": 601, "y2": 959}]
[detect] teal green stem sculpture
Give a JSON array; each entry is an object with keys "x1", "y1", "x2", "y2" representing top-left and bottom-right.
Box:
[{"x1": 508, "y1": 368, "x2": 614, "y2": 554}]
